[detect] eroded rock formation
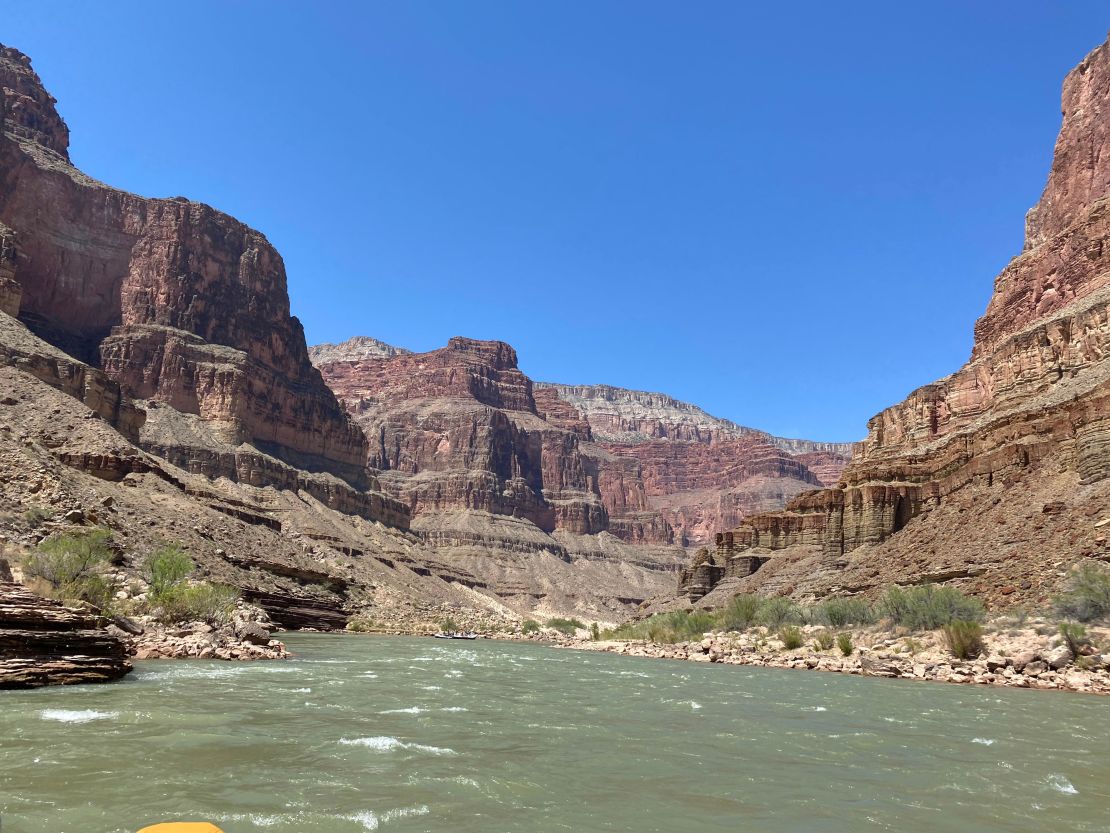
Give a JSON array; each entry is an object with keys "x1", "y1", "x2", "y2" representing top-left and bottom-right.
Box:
[
  {"x1": 0, "y1": 580, "x2": 131, "y2": 688},
  {"x1": 681, "y1": 37, "x2": 1110, "y2": 609},
  {"x1": 537, "y1": 383, "x2": 852, "y2": 546},
  {"x1": 0, "y1": 44, "x2": 370, "y2": 490}
]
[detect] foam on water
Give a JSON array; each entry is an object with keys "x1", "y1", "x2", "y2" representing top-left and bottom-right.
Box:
[
  {"x1": 972, "y1": 737, "x2": 995, "y2": 746},
  {"x1": 348, "y1": 805, "x2": 431, "y2": 830},
  {"x1": 1047, "y1": 774, "x2": 1078, "y2": 795},
  {"x1": 39, "y1": 709, "x2": 118, "y2": 723},
  {"x1": 339, "y1": 736, "x2": 456, "y2": 755}
]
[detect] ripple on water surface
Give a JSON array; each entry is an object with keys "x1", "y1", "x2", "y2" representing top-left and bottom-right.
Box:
[{"x1": 0, "y1": 633, "x2": 1108, "y2": 833}]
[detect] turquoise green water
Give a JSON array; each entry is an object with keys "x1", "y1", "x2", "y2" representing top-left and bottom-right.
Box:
[{"x1": 1, "y1": 633, "x2": 1108, "y2": 833}]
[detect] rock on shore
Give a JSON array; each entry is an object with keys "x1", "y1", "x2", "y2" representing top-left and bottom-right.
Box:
[
  {"x1": 549, "y1": 623, "x2": 1110, "y2": 696},
  {"x1": 0, "y1": 579, "x2": 131, "y2": 687}
]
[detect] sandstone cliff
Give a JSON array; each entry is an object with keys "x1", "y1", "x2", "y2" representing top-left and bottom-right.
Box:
[
  {"x1": 679, "y1": 37, "x2": 1110, "y2": 610},
  {"x1": 537, "y1": 383, "x2": 853, "y2": 546},
  {"x1": 0, "y1": 44, "x2": 371, "y2": 490}
]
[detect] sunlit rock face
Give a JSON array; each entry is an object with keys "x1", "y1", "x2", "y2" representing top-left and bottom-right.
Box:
[
  {"x1": 0, "y1": 44, "x2": 371, "y2": 490},
  {"x1": 682, "y1": 37, "x2": 1110, "y2": 610}
]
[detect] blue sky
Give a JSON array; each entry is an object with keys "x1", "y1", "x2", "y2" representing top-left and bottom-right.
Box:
[{"x1": 4, "y1": 2, "x2": 1107, "y2": 441}]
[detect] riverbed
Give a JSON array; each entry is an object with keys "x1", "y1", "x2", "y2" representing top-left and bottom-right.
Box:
[{"x1": 1, "y1": 633, "x2": 1107, "y2": 832}]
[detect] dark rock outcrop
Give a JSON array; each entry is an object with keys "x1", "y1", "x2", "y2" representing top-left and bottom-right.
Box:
[{"x1": 0, "y1": 582, "x2": 131, "y2": 688}]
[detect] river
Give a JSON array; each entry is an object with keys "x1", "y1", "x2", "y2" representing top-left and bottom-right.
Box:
[{"x1": 1, "y1": 633, "x2": 1107, "y2": 832}]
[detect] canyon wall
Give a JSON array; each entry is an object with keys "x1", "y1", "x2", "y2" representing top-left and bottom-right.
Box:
[
  {"x1": 680, "y1": 37, "x2": 1110, "y2": 610},
  {"x1": 0, "y1": 45, "x2": 372, "y2": 490},
  {"x1": 311, "y1": 336, "x2": 853, "y2": 588},
  {"x1": 537, "y1": 383, "x2": 852, "y2": 546}
]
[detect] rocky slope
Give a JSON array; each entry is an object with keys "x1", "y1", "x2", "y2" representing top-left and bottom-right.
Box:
[{"x1": 676, "y1": 36, "x2": 1110, "y2": 611}]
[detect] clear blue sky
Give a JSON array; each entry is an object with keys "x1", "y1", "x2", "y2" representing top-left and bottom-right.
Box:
[{"x1": 5, "y1": 3, "x2": 1107, "y2": 441}]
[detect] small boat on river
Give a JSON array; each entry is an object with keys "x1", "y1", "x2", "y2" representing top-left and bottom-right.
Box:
[{"x1": 434, "y1": 631, "x2": 478, "y2": 640}]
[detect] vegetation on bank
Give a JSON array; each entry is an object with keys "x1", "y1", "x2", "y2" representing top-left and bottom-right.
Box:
[
  {"x1": 600, "y1": 570, "x2": 1110, "y2": 663},
  {"x1": 21, "y1": 530, "x2": 239, "y2": 625}
]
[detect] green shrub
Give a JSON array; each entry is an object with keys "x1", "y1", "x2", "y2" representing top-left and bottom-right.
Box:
[
  {"x1": 590, "y1": 622, "x2": 601, "y2": 641},
  {"x1": 716, "y1": 594, "x2": 761, "y2": 632},
  {"x1": 836, "y1": 632, "x2": 854, "y2": 656},
  {"x1": 346, "y1": 618, "x2": 375, "y2": 633},
  {"x1": 23, "y1": 505, "x2": 52, "y2": 527},
  {"x1": 779, "y1": 625, "x2": 804, "y2": 650},
  {"x1": 813, "y1": 629, "x2": 834, "y2": 651},
  {"x1": 1054, "y1": 563, "x2": 1110, "y2": 623},
  {"x1": 521, "y1": 619, "x2": 540, "y2": 634},
  {"x1": 815, "y1": 597, "x2": 876, "y2": 627},
  {"x1": 878, "y1": 584, "x2": 984, "y2": 631},
  {"x1": 24, "y1": 529, "x2": 112, "y2": 588},
  {"x1": 546, "y1": 617, "x2": 586, "y2": 636},
  {"x1": 155, "y1": 582, "x2": 239, "y2": 625},
  {"x1": 606, "y1": 610, "x2": 716, "y2": 644},
  {"x1": 758, "y1": 596, "x2": 801, "y2": 629},
  {"x1": 23, "y1": 529, "x2": 118, "y2": 609},
  {"x1": 440, "y1": 617, "x2": 459, "y2": 633},
  {"x1": 145, "y1": 546, "x2": 193, "y2": 598},
  {"x1": 942, "y1": 620, "x2": 984, "y2": 660},
  {"x1": 1059, "y1": 622, "x2": 1089, "y2": 657}
]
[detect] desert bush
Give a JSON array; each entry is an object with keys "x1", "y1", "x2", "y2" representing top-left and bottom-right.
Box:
[
  {"x1": 758, "y1": 596, "x2": 801, "y2": 629},
  {"x1": 836, "y1": 632, "x2": 854, "y2": 657},
  {"x1": 546, "y1": 617, "x2": 586, "y2": 636},
  {"x1": 346, "y1": 618, "x2": 375, "y2": 633},
  {"x1": 814, "y1": 596, "x2": 876, "y2": 627},
  {"x1": 812, "y1": 629, "x2": 835, "y2": 651},
  {"x1": 440, "y1": 617, "x2": 459, "y2": 633},
  {"x1": 145, "y1": 545, "x2": 193, "y2": 598},
  {"x1": 779, "y1": 625, "x2": 804, "y2": 650},
  {"x1": 716, "y1": 594, "x2": 761, "y2": 632},
  {"x1": 606, "y1": 610, "x2": 716, "y2": 644},
  {"x1": 1054, "y1": 563, "x2": 1110, "y2": 623},
  {"x1": 155, "y1": 582, "x2": 239, "y2": 626},
  {"x1": 521, "y1": 620, "x2": 541, "y2": 634},
  {"x1": 24, "y1": 529, "x2": 112, "y2": 587},
  {"x1": 942, "y1": 620, "x2": 984, "y2": 660},
  {"x1": 878, "y1": 584, "x2": 984, "y2": 631},
  {"x1": 23, "y1": 505, "x2": 51, "y2": 527},
  {"x1": 1059, "y1": 622, "x2": 1089, "y2": 657},
  {"x1": 23, "y1": 529, "x2": 116, "y2": 609},
  {"x1": 590, "y1": 622, "x2": 601, "y2": 641}
]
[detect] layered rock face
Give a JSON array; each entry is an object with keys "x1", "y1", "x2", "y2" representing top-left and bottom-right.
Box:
[
  {"x1": 0, "y1": 580, "x2": 131, "y2": 688},
  {"x1": 0, "y1": 44, "x2": 370, "y2": 489},
  {"x1": 313, "y1": 336, "x2": 617, "y2": 536},
  {"x1": 315, "y1": 339, "x2": 853, "y2": 555},
  {"x1": 537, "y1": 384, "x2": 852, "y2": 546},
  {"x1": 681, "y1": 37, "x2": 1110, "y2": 608}
]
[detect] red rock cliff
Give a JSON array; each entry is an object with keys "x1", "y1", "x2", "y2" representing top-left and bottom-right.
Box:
[
  {"x1": 0, "y1": 44, "x2": 369, "y2": 486},
  {"x1": 689, "y1": 37, "x2": 1110, "y2": 608}
]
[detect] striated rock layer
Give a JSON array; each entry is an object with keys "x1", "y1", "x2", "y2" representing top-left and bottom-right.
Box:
[
  {"x1": 312, "y1": 334, "x2": 853, "y2": 611},
  {"x1": 536, "y1": 383, "x2": 853, "y2": 546},
  {"x1": 0, "y1": 579, "x2": 131, "y2": 688},
  {"x1": 679, "y1": 36, "x2": 1110, "y2": 610},
  {"x1": 0, "y1": 44, "x2": 371, "y2": 491}
]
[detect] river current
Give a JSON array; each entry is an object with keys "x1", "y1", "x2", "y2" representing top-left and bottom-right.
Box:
[{"x1": 0, "y1": 633, "x2": 1107, "y2": 832}]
